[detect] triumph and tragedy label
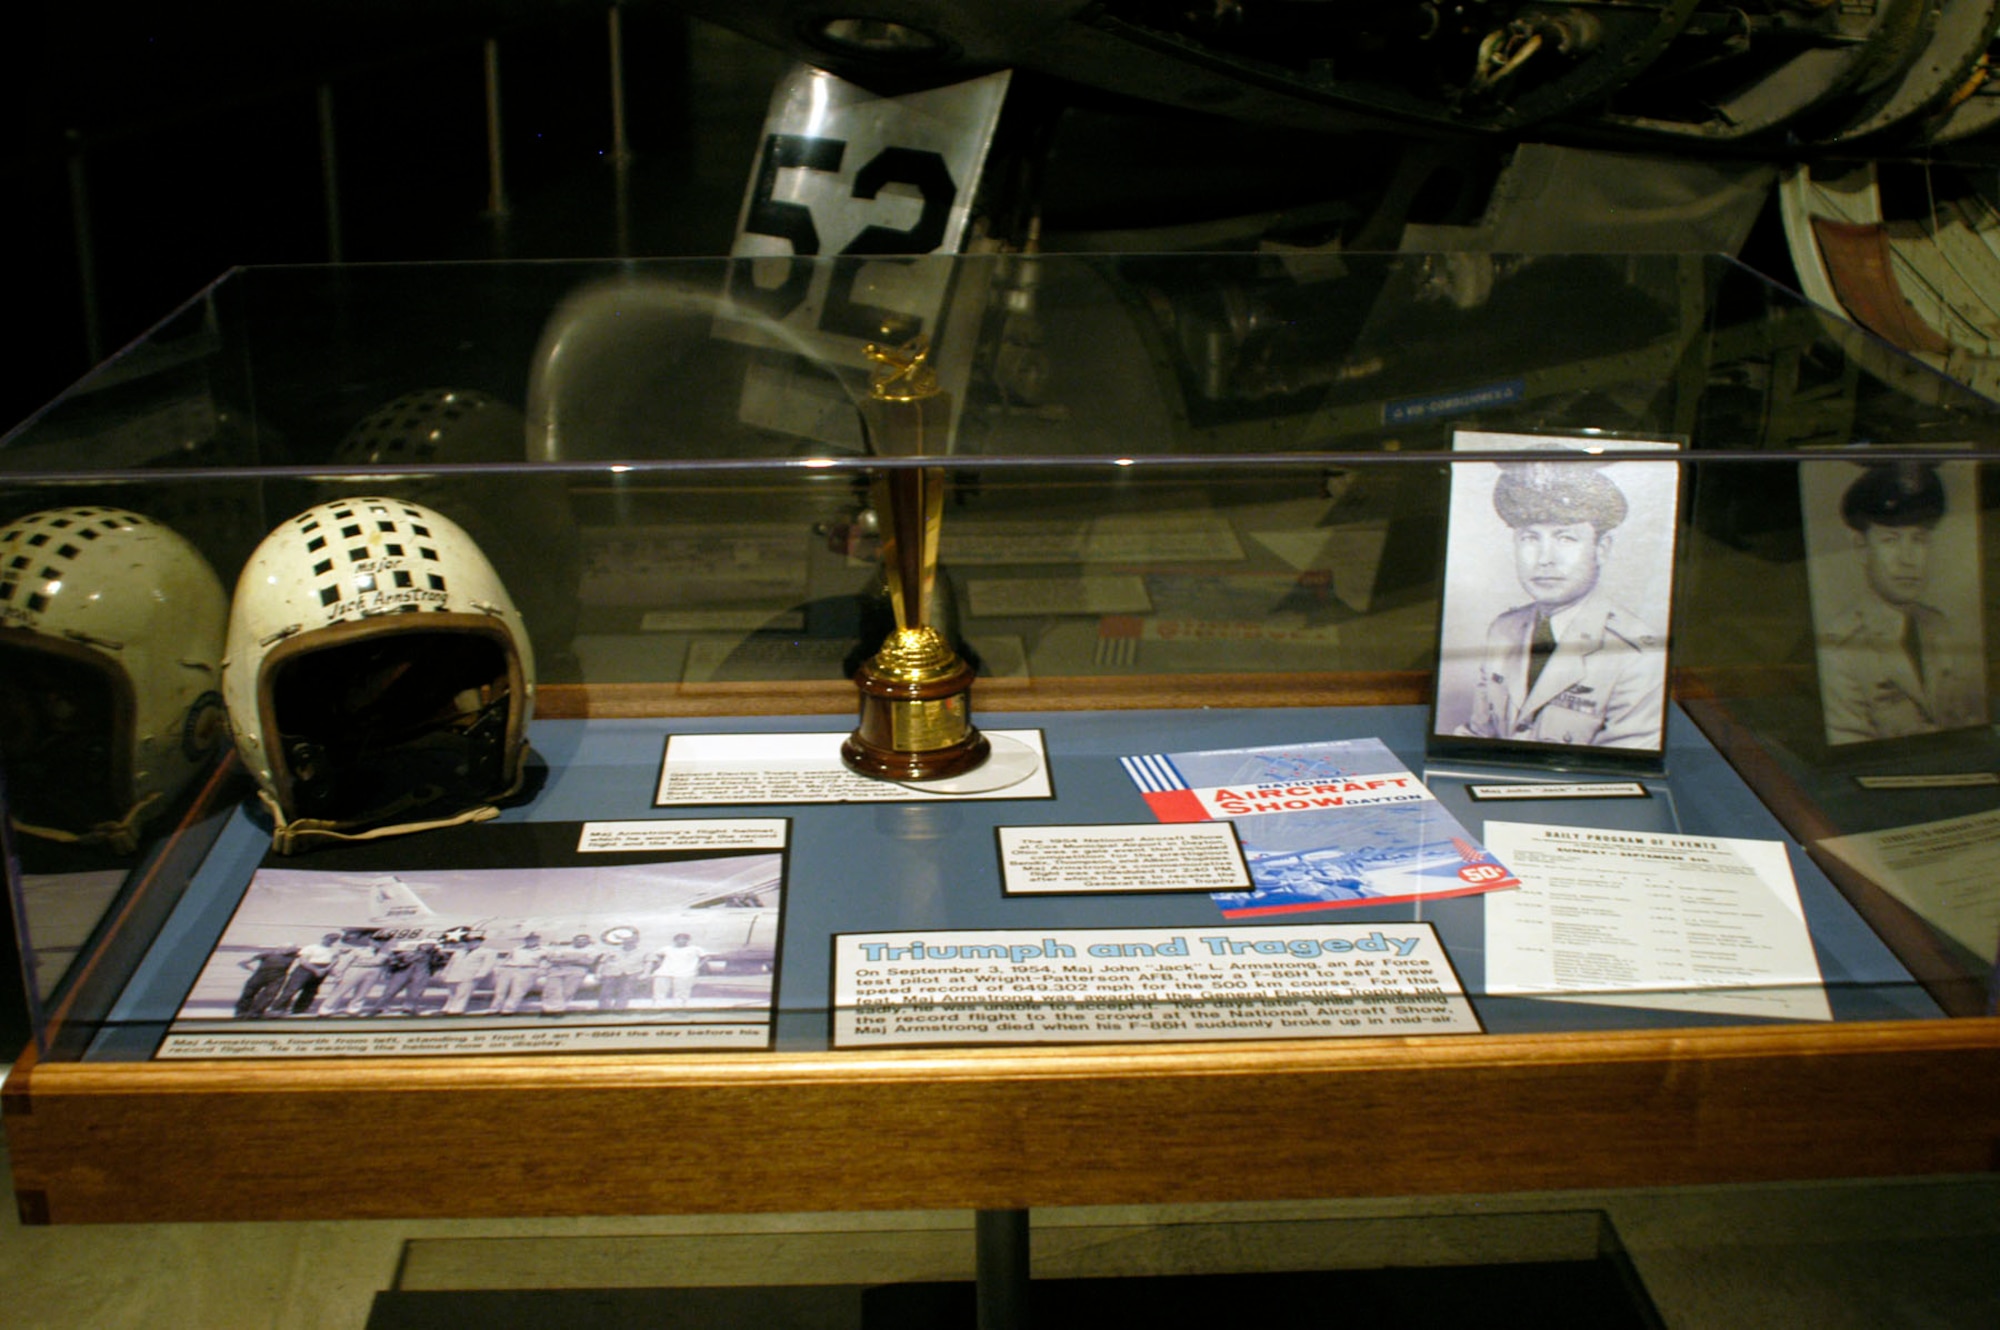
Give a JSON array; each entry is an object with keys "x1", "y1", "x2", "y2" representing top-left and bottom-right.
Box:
[{"x1": 831, "y1": 923, "x2": 1478, "y2": 1047}]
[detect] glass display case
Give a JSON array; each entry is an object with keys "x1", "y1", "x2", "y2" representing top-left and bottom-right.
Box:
[{"x1": 2, "y1": 252, "x2": 1996, "y2": 1225}]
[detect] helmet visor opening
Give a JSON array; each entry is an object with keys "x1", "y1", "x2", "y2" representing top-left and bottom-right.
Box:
[
  {"x1": 268, "y1": 627, "x2": 517, "y2": 828},
  {"x1": 0, "y1": 637, "x2": 130, "y2": 834}
]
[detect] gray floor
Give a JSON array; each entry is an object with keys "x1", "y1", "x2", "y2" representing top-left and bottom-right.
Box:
[{"x1": 3, "y1": 1084, "x2": 1995, "y2": 1330}]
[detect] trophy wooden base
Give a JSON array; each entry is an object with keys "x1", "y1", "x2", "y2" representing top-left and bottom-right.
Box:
[{"x1": 842, "y1": 657, "x2": 991, "y2": 782}]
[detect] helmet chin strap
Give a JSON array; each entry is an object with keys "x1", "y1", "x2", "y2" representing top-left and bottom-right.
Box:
[
  {"x1": 12, "y1": 792, "x2": 162, "y2": 856},
  {"x1": 261, "y1": 788, "x2": 501, "y2": 856},
  {"x1": 259, "y1": 758, "x2": 527, "y2": 855}
]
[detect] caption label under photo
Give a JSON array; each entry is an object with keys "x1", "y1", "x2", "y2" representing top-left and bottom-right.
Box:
[
  {"x1": 578, "y1": 819, "x2": 790, "y2": 852},
  {"x1": 831, "y1": 924, "x2": 1478, "y2": 1047},
  {"x1": 159, "y1": 1022, "x2": 769, "y2": 1059}
]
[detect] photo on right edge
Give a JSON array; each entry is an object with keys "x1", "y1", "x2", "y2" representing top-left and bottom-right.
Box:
[{"x1": 1800, "y1": 459, "x2": 1990, "y2": 748}]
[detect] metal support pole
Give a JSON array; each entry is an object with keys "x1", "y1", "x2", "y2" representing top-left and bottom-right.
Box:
[
  {"x1": 608, "y1": 5, "x2": 632, "y2": 167},
  {"x1": 65, "y1": 130, "x2": 102, "y2": 365},
  {"x1": 975, "y1": 1208, "x2": 1031, "y2": 1330},
  {"x1": 608, "y1": 5, "x2": 633, "y2": 255},
  {"x1": 316, "y1": 82, "x2": 344, "y2": 263},
  {"x1": 483, "y1": 37, "x2": 509, "y2": 219}
]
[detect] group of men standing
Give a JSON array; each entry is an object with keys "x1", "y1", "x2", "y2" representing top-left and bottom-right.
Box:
[{"x1": 232, "y1": 928, "x2": 713, "y2": 1019}]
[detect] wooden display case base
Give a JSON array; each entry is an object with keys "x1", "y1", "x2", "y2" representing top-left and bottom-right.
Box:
[{"x1": 9, "y1": 1020, "x2": 2000, "y2": 1225}]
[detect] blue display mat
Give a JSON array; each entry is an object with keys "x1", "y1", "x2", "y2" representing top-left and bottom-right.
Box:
[{"x1": 89, "y1": 705, "x2": 1935, "y2": 1058}]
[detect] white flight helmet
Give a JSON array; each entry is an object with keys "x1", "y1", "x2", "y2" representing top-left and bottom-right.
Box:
[
  {"x1": 330, "y1": 388, "x2": 582, "y2": 677},
  {"x1": 338, "y1": 387, "x2": 526, "y2": 466},
  {"x1": 0, "y1": 507, "x2": 229, "y2": 852},
  {"x1": 222, "y1": 496, "x2": 535, "y2": 853}
]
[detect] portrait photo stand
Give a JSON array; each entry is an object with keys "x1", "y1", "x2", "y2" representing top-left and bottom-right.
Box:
[
  {"x1": 1798, "y1": 457, "x2": 1991, "y2": 763},
  {"x1": 1427, "y1": 429, "x2": 1684, "y2": 779}
]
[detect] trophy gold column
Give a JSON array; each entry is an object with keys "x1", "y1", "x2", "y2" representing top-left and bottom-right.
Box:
[{"x1": 841, "y1": 338, "x2": 991, "y2": 781}]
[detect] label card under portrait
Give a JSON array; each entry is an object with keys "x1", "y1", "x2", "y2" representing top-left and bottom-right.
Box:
[{"x1": 1467, "y1": 781, "x2": 1651, "y2": 802}]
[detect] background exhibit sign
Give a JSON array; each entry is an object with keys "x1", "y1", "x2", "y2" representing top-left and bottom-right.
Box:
[
  {"x1": 1818, "y1": 807, "x2": 2000, "y2": 967},
  {"x1": 831, "y1": 924, "x2": 1478, "y2": 1047}
]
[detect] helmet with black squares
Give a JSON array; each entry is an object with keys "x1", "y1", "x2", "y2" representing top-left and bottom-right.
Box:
[
  {"x1": 222, "y1": 496, "x2": 535, "y2": 853},
  {"x1": 0, "y1": 507, "x2": 228, "y2": 851},
  {"x1": 328, "y1": 388, "x2": 581, "y2": 678},
  {"x1": 336, "y1": 387, "x2": 525, "y2": 467}
]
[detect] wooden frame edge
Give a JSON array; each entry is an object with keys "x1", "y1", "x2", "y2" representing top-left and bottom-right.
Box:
[{"x1": 11, "y1": 1018, "x2": 1999, "y2": 1224}]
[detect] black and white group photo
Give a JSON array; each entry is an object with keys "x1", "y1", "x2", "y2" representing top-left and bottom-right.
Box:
[
  {"x1": 1433, "y1": 431, "x2": 1681, "y2": 757},
  {"x1": 172, "y1": 853, "x2": 783, "y2": 1045}
]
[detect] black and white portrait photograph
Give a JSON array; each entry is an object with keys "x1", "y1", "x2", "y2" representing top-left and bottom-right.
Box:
[
  {"x1": 159, "y1": 821, "x2": 784, "y2": 1058},
  {"x1": 1802, "y1": 460, "x2": 1989, "y2": 748},
  {"x1": 1433, "y1": 431, "x2": 1681, "y2": 759}
]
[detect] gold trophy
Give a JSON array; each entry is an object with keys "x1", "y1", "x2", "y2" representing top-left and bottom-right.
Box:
[{"x1": 841, "y1": 338, "x2": 991, "y2": 781}]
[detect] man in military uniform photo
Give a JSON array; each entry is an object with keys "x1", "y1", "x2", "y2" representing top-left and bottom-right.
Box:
[
  {"x1": 1817, "y1": 463, "x2": 1987, "y2": 745},
  {"x1": 1455, "y1": 462, "x2": 1667, "y2": 749}
]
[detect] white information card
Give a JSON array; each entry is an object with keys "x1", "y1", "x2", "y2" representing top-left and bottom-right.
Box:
[
  {"x1": 656, "y1": 731, "x2": 1052, "y2": 805},
  {"x1": 1482, "y1": 822, "x2": 1830, "y2": 1021},
  {"x1": 996, "y1": 822, "x2": 1250, "y2": 896}
]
